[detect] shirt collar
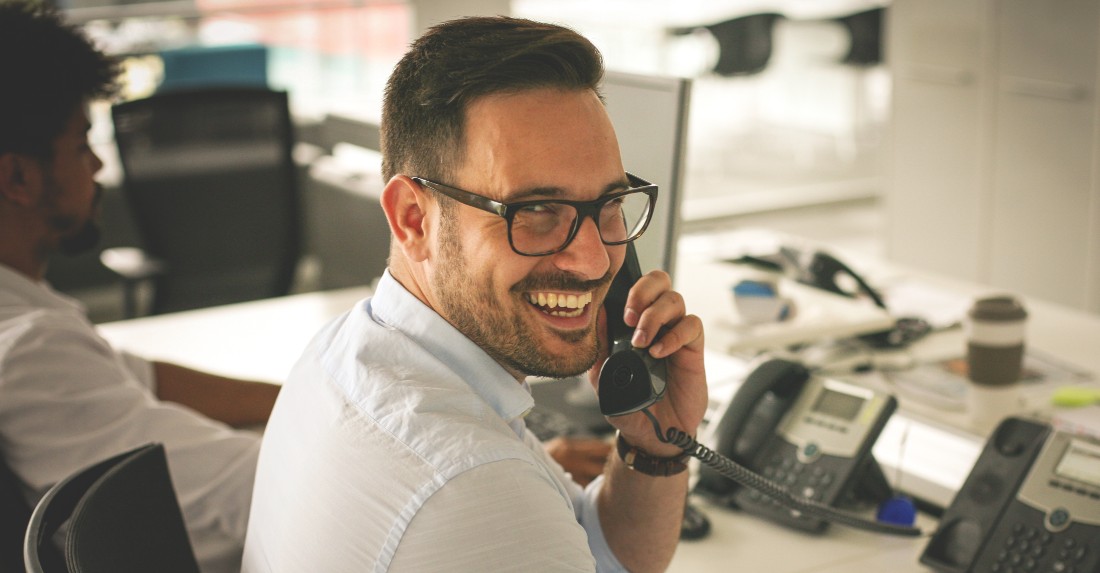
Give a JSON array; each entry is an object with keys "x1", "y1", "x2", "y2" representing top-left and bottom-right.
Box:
[
  {"x1": 367, "y1": 270, "x2": 535, "y2": 426},
  {"x1": 0, "y1": 262, "x2": 86, "y2": 315}
]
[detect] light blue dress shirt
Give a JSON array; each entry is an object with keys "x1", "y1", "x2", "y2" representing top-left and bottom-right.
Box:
[{"x1": 244, "y1": 271, "x2": 624, "y2": 572}]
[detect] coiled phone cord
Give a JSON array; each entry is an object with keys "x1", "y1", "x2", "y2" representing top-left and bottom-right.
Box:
[{"x1": 639, "y1": 408, "x2": 925, "y2": 538}]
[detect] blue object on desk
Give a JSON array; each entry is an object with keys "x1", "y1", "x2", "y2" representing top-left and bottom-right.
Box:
[
  {"x1": 732, "y1": 279, "x2": 791, "y2": 323},
  {"x1": 877, "y1": 495, "x2": 917, "y2": 527}
]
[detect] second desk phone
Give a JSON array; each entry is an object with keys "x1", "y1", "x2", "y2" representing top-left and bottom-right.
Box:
[{"x1": 921, "y1": 417, "x2": 1100, "y2": 573}]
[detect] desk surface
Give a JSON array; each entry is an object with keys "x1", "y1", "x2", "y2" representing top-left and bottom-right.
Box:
[
  {"x1": 671, "y1": 497, "x2": 936, "y2": 573},
  {"x1": 98, "y1": 286, "x2": 369, "y2": 383},
  {"x1": 97, "y1": 283, "x2": 938, "y2": 572},
  {"x1": 94, "y1": 241, "x2": 1100, "y2": 573}
]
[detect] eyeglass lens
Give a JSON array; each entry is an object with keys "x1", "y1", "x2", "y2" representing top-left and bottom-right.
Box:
[{"x1": 509, "y1": 192, "x2": 652, "y2": 255}]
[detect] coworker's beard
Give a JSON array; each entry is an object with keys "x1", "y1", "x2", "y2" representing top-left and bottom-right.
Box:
[
  {"x1": 48, "y1": 183, "x2": 103, "y2": 257},
  {"x1": 57, "y1": 219, "x2": 101, "y2": 256},
  {"x1": 432, "y1": 216, "x2": 607, "y2": 379}
]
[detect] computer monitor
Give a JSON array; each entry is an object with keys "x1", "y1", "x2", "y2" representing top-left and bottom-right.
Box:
[{"x1": 601, "y1": 70, "x2": 691, "y2": 279}]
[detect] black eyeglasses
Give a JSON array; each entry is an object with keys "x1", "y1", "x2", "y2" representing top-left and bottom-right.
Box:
[{"x1": 412, "y1": 173, "x2": 658, "y2": 256}]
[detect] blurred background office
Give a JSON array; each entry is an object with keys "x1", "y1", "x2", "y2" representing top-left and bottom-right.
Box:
[{"x1": 48, "y1": 0, "x2": 1100, "y2": 322}]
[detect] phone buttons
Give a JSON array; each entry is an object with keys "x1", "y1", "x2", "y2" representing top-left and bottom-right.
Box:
[
  {"x1": 797, "y1": 442, "x2": 821, "y2": 464},
  {"x1": 1045, "y1": 508, "x2": 1071, "y2": 532}
]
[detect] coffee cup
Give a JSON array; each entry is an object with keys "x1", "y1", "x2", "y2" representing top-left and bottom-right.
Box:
[
  {"x1": 965, "y1": 295, "x2": 1027, "y2": 434},
  {"x1": 965, "y1": 295, "x2": 1027, "y2": 385}
]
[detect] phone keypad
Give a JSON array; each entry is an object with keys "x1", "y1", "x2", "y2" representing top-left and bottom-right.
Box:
[{"x1": 988, "y1": 524, "x2": 1091, "y2": 573}]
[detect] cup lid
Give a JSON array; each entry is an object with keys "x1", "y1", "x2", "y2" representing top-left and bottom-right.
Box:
[{"x1": 969, "y1": 295, "x2": 1027, "y2": 322}]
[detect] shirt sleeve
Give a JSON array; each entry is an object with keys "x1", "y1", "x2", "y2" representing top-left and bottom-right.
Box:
[
  {"x1": 117, "y1": 348, "x2": 156, "y2": 393},
  {"x1": 519, "y1": 429, "x2": 626, "y2": 573},
  {"x1": 0, "y1": 313, "x2": 259, "y2": 573}
]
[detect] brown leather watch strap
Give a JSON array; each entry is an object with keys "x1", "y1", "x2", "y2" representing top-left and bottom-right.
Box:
[{"x1": 615, "y1": 433, "x2": 689, "y2": 477}]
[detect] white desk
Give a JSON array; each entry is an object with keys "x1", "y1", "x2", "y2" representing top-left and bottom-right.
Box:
[
  {"x1": 97, "y1": 282, "x2": 936, "y2": 572},
  {"x1": 93, "y1": 248, "x2": 1100, "y2": 573},
  {"x1": 98, "y1": 286, "x2": 370, "y2": 383},
  {"x1": 672, "y1": 497, "x2": 936, "y2": 573}
]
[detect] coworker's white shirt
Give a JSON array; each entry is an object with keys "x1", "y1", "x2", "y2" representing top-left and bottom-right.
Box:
[
  {"x1": 243, "y1": 271, "x2": 625, "y2": 572},
  {"x1": 0, "y1": 263, "x2": 260, "y2": 573}
]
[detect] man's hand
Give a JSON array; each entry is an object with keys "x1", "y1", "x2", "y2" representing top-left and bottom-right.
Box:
[
  {"x1": 591, "y1": 269, "x2": 707, "y2": 457},
  {"x1": 544, "y1": 436, "x2": 612, "y2": 486}
]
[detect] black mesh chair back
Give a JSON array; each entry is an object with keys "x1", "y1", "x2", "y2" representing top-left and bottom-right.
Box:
[
  {"x1": 703, "y1": 13, "x2": 783, "y2": 77},
  {"x1": 111, "y1": 87, "x2": 301, "y2": 315},
  {"x1": 1, "y1": 453, "x2": 35, "y2": 572},
  {"x1": 835, "y1": 8, "x2": 884, "y2": 66},
  {"x1": 23, "y1": 443, "x2": 200, "y2": 573}
]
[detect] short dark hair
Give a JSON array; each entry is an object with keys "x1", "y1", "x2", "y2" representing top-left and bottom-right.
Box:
[
  {"x1": 380, "y1": 16, "x2": 604, "y2": 184},
  {"x1": 0, "y1": 1, "x2": 119, "y2": 160}
]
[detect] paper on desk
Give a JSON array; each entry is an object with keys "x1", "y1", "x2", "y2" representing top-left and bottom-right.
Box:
[
  {"x1": 1053, "y1": 405, "x2": 1100, "y2": 440},
  {"x1": 878, "y1": 278, "x2": 973, "y2": 330},
  {"x1": 716, "y1": 278, "x2": 896, "y2": 352},
  {"x1": 885, "y1": 350, "x2": 1096, "y2": 416}
]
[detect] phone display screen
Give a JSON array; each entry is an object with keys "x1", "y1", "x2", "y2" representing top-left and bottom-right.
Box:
[
  {"x1": 1055, "y1": 439, "x2": 1100, "y2": 488},
  {"x1": 811, "y1": 388, "x2": 864, "y2": 421}
]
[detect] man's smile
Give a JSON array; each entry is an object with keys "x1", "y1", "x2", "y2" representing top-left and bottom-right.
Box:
[{"x1": 525, "y1": 291, "x2": 594, "y2": 319}]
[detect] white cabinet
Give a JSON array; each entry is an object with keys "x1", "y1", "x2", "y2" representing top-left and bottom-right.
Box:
[{"x1": 886, "y1": 0, "x2": 1100, "y2": 313}]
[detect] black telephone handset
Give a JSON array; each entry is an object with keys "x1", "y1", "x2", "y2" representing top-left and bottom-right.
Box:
[
  {"x1": 694, "y1": 357, "x2": 898, "y2": 533},
  {"x1": 597, "y1": 242, "x2": 667, "y2": 417},
  {"x1": 596, "y1": 248, "x2": 920, "y2": 537},
  {"x1": 780, "y1": 247, "x2": 887, "y2": 309},
  {"x1": 694, "y1": 359, "x2": 811, "y2": 495},
  {"x1": 737, "y1": 247, "x2": 930, "y2": 348},
  {"x1": 921, "y1": 417, "x2": 1100, "y2": 573}
]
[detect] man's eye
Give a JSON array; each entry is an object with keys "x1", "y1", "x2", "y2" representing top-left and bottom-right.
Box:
[{"x1": 518, "y1": 203, "x2": 559, "y2": 215}]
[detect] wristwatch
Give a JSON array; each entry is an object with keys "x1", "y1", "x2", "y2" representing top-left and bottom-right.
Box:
[{"x1": 616, "y1": 433, "x2": 689, "y2": 477}]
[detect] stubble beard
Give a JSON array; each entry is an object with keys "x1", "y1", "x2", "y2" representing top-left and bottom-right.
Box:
[{"x1": 432, "y1": 217, "x2": 602, "y2": 379}]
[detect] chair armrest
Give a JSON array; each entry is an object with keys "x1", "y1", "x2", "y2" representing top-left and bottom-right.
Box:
[
  {"x1": 99, "y1": 247, "x2": 166, "y2": 282},
  {"x1": 99, "y1": 248, "x2": 167, "y2": 318}
]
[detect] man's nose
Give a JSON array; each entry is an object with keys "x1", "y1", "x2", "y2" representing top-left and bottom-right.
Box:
[{"x1": 552, "y1": 215, "x2": 610, "y2": 279}]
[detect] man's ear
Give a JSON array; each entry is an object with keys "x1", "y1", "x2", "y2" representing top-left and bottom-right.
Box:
[
  {"x1": 380, "y1": 175, "x2": 435, "y2": 262},
  {"x1": 0, "y1": 153, "x2": 41, "y2": 207}
]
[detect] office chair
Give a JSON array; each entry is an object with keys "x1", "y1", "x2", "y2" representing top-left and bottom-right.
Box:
[
  {"x1": 835, "y1": 8, "x2": 884, "y2": 66},
  {"x1": 23, "y1": 443, "x2": 200, "y2": 573},
  {"x1": 106, "y1": 87, "x2": 302, "y2": 317},
  {"x1": 672, "y1": 13, "x2": 783, "y2": 77},
  {"x1": 1, "y1": 452, "x2": 62, "y2": 572}
]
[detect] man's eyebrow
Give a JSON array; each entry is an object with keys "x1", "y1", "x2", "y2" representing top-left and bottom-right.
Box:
[{"x1": 505, "y1": 179, "x2": 631, "y2": 202}]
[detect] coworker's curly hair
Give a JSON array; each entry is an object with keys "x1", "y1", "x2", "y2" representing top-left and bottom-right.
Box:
[{"x1": 0, "y1": 1, "x2": 119, "y2": 160}]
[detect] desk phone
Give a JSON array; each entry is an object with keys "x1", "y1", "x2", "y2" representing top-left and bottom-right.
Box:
[
  {"x1": 598, "y1": 245, "x2": 918, "y2": 537},
  {"x1": 922, "y1": 417, "x2": 1100, "y2": 573},
  {"x1": 729, "y1": 375, "x2": 895, "y2": 531},
  {"x1": 694, "y1": 360, "x2": 896, "y2": 532}
]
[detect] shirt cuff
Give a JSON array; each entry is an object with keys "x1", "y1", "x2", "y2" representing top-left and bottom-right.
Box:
[{"x1": 577, "y1": 474, "x2": 628, "y2": 573}]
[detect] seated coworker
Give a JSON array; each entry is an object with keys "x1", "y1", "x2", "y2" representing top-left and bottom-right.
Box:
[
  {"x1": 0, "y1": 4, "x2": 278, "y2": 571},
  {"x1": 244, "y1": 16, "x2": 707, "y2": 572}
]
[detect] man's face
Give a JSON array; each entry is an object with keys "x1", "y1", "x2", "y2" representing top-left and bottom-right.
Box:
[
  {"x1": 428, "y1": 88, "x2": 628, "y2": 379},
  {"x1": 39, "y1": 106, "x2": 104, "y2": 256}
]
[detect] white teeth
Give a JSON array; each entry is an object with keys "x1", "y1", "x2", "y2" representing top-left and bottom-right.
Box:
[{"x1": 526, "y1": 291, "x2": 593, "y2": 313}]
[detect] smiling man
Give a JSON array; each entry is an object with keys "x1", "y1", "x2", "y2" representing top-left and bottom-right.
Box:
[{"x1": 244, "y1": 16, "x2": 707, "y2": 572}]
